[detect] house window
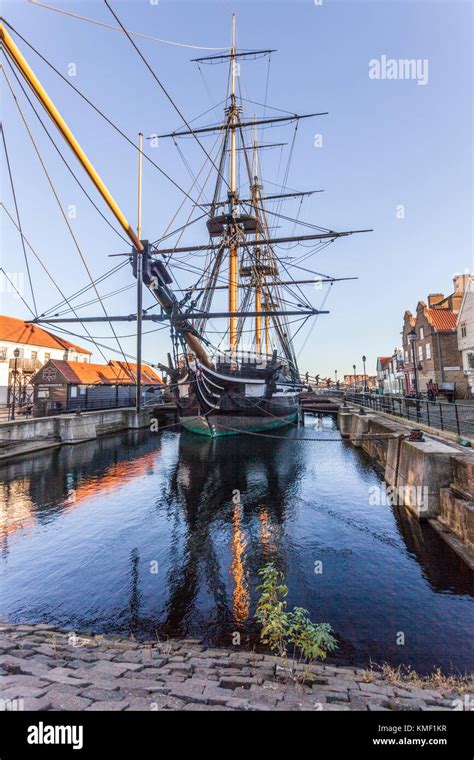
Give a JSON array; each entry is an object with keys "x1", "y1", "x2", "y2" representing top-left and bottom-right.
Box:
[
  {"x1": 31, "y1": 351, "x2": 37, "y2": 360},
  {"x1": 418, "y1": 345, "x2": 423, "y2": 360},
  {"x1": 45, "y1": 353, "x2": 50, "y2": 361},
  {"x1": 425, "y1": 343, "x2": 431, "y2": 360},
  {"x1": 0, "y1": 348, "x2": 7, "y2": 361},
  {"x1": 468, "y1": 353, "x2": 474, "y2": 370},
  {"x1": 79, "y1": 385, "x2": 87, "y2": 396},
  {"x1": 419, "y1": 327, "x2": 424, "y2": 340},
  {"x1": 461, "y1": 322, "x2": 467, "y2": 338},
  {"x1": 70, "y1": 386, "x2": 78, "y2": 398}
]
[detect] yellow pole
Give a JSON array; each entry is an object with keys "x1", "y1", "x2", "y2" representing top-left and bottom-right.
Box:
[
  {"x1": 228, "y1": 13, "x2": 238, "y2": 352},
  {"x1": 0, "y1": 22, "x2": 143, "y2": 252}
]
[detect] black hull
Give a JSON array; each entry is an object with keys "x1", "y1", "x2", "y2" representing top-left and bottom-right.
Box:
[{"x1": 178, "y1": 363, "x2": 300, "y2": 437}]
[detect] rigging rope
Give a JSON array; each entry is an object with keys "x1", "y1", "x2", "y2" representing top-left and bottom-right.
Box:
[
  {"x1": 1, "y1": 70, "x2": 132, "y2": 377},
  {"x1": 1, "y1": 202, "x2": 123, "y2": 367},
  {"x1": 28, "y1": 1, "x2": 230, "y2": 50},
  {"x1": 2, "y1": 21, "x2": 216, "y2": 216},
  {"x1": 104, "y1": 0, "x2": 232, "y2": 196},
  {"x1": 0, "y1": 267, "x2": 36, "y2": 317},
  {"x1": 2, "y1": 61, "x2": 131, "y2": 247},
  {"x1": 0, "y1": 122, "x2": 38, "y2": 315}
]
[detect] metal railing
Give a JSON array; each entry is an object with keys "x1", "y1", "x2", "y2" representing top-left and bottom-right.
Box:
[
  {"x1": 328, "y1": 390, "x2": 474, "y2": 439},
  {"x1": 0, "y1": 393, "x2": 167, "y2": 421}
]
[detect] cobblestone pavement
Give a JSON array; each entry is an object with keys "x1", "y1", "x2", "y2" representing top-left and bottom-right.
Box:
[{"x1": 0, "y1": 624, "x2": 469, "y2": 711}]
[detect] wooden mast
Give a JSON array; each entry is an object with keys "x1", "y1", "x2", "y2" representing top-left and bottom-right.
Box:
[
  {"x1": 228, "y1": 13, "x2": 238, "y2": 353},
  {"x1": 252, "y1": 116, "x2": 262, "y2": 355}
]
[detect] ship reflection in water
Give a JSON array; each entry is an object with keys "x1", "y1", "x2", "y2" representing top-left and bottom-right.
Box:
[{"x1": 0, "y1": 418, "x2": 472, "y2": 675}]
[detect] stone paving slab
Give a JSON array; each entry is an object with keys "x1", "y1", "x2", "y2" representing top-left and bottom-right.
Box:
[{"x1": 0, "y1": 624, "x2": 470, "y2": 712}]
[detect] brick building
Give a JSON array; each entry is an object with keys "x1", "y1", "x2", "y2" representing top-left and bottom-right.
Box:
[
  {"x1": 457, "y1": 278, "x2": 474, "y2": 398},
  {"x1": 401, "y1": 275, "x2": 472, "y2": 399},
  {"x1": 343, "y1": 373, "x2": 376, "y2": 391}
]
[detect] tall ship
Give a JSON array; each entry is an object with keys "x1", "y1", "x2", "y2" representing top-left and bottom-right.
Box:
[{"x1": 0, "y1": 13, "x2": 370, "y2": 437}]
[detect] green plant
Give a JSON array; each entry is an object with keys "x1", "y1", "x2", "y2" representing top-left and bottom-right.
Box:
[
  {"x1": 255, "y1": 563, "x2": 337, "y2": 680},
  {"x1": 254, "y1": 562, "x2": 289, "y2": 659}
]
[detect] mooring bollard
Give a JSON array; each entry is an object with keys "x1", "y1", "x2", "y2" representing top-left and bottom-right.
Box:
[{"x1": 409, "y1": 428, "x2": 424, "y2": 442}]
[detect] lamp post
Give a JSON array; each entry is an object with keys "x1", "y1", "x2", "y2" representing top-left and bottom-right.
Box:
[
  {"x1": 362, "y1": 355, "x2": 367, "y2": 392},
  {"x1": 11, "y1": 347, "x2": 20, "y2": 421},
  {"x1": 353, "y1": 363, "x2": 356, "y2": 392},
  {"x1": 335, "y1": 369, "x2": 338, "y2": 387},
  {"x1": 408, "y1": 329, "x2": 419, "y2": 397},
  {"x1": 408, "y1": 328, "x2": 420, "y2": 421}
]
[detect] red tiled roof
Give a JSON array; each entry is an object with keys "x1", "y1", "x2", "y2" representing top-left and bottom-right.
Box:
[
  {"x1": 378, "y1": 356, "x2": 392, "y2": 369},
  {"x1": 0, "y1": 315, "x2": 91, "y2": 354},
  {"x1": 425, "y1": 308, "x2": 457, "y2": 332},
  {"x1": 37, "y1": 359, "x2": 163, "y2": 386}
]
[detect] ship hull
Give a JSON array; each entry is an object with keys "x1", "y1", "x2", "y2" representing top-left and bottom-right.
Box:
[
  {"x1": 177, "y1": 362, "x2": 301, "y2": 437},
  {"x1": 180, "y1": 410, "x2": 298, "y2": 437}
]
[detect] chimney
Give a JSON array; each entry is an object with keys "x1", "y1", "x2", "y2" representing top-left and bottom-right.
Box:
[
  {"x1": 427, "y1": 293, "x2": 444, "y2": 307},
  {"x1": 453, "y1": 273, "x2": 470, "y2": 295}
]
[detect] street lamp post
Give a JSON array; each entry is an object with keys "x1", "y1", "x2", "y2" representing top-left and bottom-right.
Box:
[
  {"x1": 362, "y1": 355, "x2": 367, "y2": 392},
  {"x1": 408, "y1": 329, "x2": 419, "y2": 396},
  {"x1": 353, "y1": 364, "x2": 356, "y2": 392},
  {"x1": 335, "y1": 369, "x2": 338, "y2": 387},
  {"x1": 408, "y1": 328, "x2": 420, "y2": 421},
  {"x1": 11, "y1": 347, "x2": 20, "y2": 421}
]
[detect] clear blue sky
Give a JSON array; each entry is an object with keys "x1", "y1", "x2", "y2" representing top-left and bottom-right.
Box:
[{"x1": 1, "y1": 0, "x2": 472, "y2": 377}]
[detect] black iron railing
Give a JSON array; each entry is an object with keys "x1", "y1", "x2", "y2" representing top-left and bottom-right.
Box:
[
  {"x1": 0, "y1": 394, "x2": 167, "y2": 421},
  {"x1": 327, "y1": 390, "x2": 474, "y2": 438}
]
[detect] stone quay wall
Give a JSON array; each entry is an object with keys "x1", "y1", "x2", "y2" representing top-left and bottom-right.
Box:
[
  {"x1": 337, "y1": 405, "x2": 474, "y2": 568},
  {"x1": 0, "y1": 408, "x2": 152, "y2": 461}
]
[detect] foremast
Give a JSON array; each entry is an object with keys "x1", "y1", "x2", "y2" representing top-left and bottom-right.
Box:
[{"x1": 228, "y1": 13, "x2": 239, "y2": 351}]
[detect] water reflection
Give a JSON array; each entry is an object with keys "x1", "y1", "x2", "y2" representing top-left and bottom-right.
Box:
[
  {"x1": 231, "y1": 500, "x2": 250, "y2": 625},
  {"x1": 0, "y1": 431, "x2": 160, "y2": 550},
  {"x1": 0, "y1": 421, "x2": 472, "y2": 674}
]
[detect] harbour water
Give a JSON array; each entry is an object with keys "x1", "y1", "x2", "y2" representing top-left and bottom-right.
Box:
[{"x1": 0, "y1": 416, "x2": 472, "y2": 675}]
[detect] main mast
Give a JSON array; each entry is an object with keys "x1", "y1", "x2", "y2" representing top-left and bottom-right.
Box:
[
  {"x1": 228, "y1": 13, "x2": 238, "y2": 352},
  {"x1": 252, "y1": 118, "x2": 262, "y2": 355}
]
